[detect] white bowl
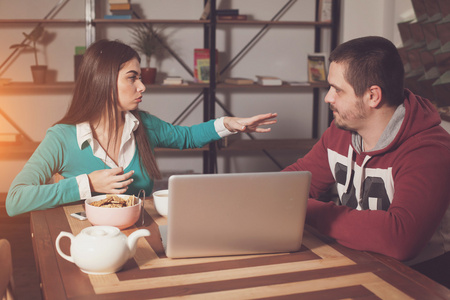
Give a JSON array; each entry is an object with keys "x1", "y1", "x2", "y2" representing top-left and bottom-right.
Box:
[
  {"x1": 85, "y1": 194, "x2": 141, "y2": 229},
  {"x1": 153, "y1": 189, "x2": 169, "y2": 217}
]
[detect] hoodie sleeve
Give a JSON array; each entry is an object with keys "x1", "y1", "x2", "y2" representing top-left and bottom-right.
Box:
[
  {"x1": 305, "y1": 133, "x2": 450, "y2": 262},
  {"x1": 284, "y1": 103, "x2": 450, "y2": 262},
  {"x1": 283, "y1": 126, "x2": 339, "y2": 199}
]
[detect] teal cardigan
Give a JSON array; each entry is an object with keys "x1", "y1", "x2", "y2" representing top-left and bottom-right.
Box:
[{"x1": 6, "y1": 112, "x2": 220, "y2": 216}]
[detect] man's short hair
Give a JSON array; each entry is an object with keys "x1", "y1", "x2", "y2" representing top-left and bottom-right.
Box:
[{"x1": 329, "y1": 36, "x2": 405, "y2": 107}]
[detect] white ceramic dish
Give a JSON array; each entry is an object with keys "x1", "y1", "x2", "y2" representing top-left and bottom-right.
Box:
[{"x1": 85, "y1": 194, "x2": 141, "y2": 229}]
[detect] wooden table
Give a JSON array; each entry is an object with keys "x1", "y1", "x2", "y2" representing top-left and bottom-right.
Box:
[{"x1": 30, "y1": 200, "x2": 450, "y2": 300}]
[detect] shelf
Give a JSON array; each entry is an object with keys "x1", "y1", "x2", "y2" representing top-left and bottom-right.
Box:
[
  {"x1": 217, "y1": 82, "x2": 329, "y2": 89},
  {"x1": 148, "y1": 82, "x2": 208, "y2": 89},
  {"x1": 220, "y1": 138, "x2": 318, "y2": 152},
  {"x1": 0, "y1": 141, "x2": 207, "y2": 159},
  {"x1": 0, "y1": 18, "x2": 332, "y2": 27},
  {"x1": 0, "y1": 19, "x2": 86, "y2": 24},
  {"x1": 0, "y1": 81, "x2": 329, "y2": 93},
  {"x1": 155, "y1": 146, "x2": 208, "y2": 153},
  {"x1": 91, "y1": 19, "x2": 332, "y2": 27},
  {"x1": 0, "y1": 141, "x2": 207, "y2": 160},
  {"x1": 0, "y1": 82, "x2": 75, "y2": 94},
  {"x1": 0, "y1": 139, "x2": 317, "y2": 160},
  {"x1": 147, "y1": 82, "x2": 329, "y2": 89},
  {"x1": 93, "y1": 19, "x2": 209, "y2": 25},
  {"x1": 0, "y1": 82, "x2": 205, "y2": 93},
  {"x1": 217, "y1": 20, "x2": 333, "y2": 27},
  {"x1": 126, "y1": 139, "x2": 318, "y2": 153},
  {"x1": 120, "y1": 139, "x2": 319, "y2": 154}
]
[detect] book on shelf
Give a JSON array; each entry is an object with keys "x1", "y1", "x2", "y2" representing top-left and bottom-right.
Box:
[
  {"x1": 307, "y1": 53, "x2": 327, "y2": 83},
  {"x1": 216, "y1": 9, "x2": 239, "y2": 16},
  {"x1": 74, "y1": 46, "x2": 85, "y2": 81},
  {"x1": 218, "y1": 15, "x2": 247, "y2": 21},
  {"x1": 110, "y1": 9, "x2": 133, "y2": 15},
  {"x1": 108, "y1": 0, "x2": 129, "y2": 4},
  {"x1": 256, "y1": 75, "x2": 282, "y2": 86},
  {"x1": 163, "y1": 76, "x2": 185, "y2": 85},
  {"x1": 200, "y1": 0, "x2": 210, "y2": 20},
  {"x1": 104, "y1": 14, "x2": 132, "y2": 19},
  {"x1": 194, "y1": 48, "x2": 219, "y2": 83},
  {"x1": 318, "y1": 0, "x2": 332, "y2": 22},
  {"x1": 287, "y1": 81, "x2": 310, "y2": 86},
  {"x1": 110, "y1": 3, "x2": 131, "y2": 10},
  {"x1": 224, "y1": 77, "x2": 254, "y2": 85},
  {"x1": 75, "y1": 46, "x2": 86, "y2": 55}
]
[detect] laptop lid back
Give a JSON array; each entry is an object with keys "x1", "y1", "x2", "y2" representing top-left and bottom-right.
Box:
[{"x1": 165, "y1": 171, "x2": 311, "y2": 258}]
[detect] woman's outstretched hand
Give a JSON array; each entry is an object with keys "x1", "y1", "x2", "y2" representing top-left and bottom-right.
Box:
[{"x1": 223, "y1": 113, "x2": 277, "y2": 133}]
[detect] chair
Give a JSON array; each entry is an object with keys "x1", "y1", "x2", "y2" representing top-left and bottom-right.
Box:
[
  {"x1": 412, "y1": 251, "x2": 450, "y2": 288},
  {"x1": 0, "y1": 239, "x2": 16, "y2": 300}
]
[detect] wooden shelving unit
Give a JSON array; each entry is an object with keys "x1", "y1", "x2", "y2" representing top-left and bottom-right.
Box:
[
  {"x1": 0, "y1": 19, "x2": 86, "y2": 24},
  {"x1": 221, "y1": 139, "x2": 319, "y2": 152},
  {"x1": 155, "y1": 139, "x2": 318, "y2": 153},
  {"x1": 0, "y1": 0, "x2": 341, "y2": 169},
  {"x1": 199, "y1": 0, "x2": 340, "y2": 172},
  {"x1": 92, "y1": 19, "x2": 209, "y2": 24},
  {"x1": 0, "y1": 81, "x2": 328, "y2": 93},
  {"x1": 0, "y1": 82, "x2": 75, "y2": 94}
]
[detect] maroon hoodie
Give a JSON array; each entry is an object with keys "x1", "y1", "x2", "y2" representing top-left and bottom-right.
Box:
[{"x1": 284, "y1": 89, "x2": 450, "y2": 264}]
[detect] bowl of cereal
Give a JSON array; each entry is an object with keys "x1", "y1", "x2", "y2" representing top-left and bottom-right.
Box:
[{"x1": 85, "y1": 194, "x2": 142, "y2": 229}]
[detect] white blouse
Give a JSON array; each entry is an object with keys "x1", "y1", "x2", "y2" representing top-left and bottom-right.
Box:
[{"x1": 74, "y1": 112, "x2": 234, "y2": 199}]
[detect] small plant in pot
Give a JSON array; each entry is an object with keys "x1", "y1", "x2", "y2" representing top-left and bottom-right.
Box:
[
  {"x1": 130, "y1": 24, "x2": 165, "y2": 84},
  {"x1": 10, "y1": 24, "x2": 48, "y2": 84}
]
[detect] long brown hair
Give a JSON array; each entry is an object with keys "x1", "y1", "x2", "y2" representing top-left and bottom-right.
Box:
[{"x1": 57, "y1": 39, "x2": 161, "y2": 179}]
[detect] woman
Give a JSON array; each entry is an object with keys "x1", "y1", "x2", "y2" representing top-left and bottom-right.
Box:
[{"x1": 6, "y1": 39, "x2": 277, "y2": 216}]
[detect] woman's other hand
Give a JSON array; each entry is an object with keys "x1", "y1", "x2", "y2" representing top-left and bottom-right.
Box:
[
  {"x1": 88, "y1": 167, "x2": 134, "y2": 194},
  {"x1": 224, "y1": 113, "x2": 277, "y2": 133}
]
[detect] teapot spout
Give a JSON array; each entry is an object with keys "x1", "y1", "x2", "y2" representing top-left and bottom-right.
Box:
[{"x1": 127, "y1": 229, "x2": 151, "y2": 258}]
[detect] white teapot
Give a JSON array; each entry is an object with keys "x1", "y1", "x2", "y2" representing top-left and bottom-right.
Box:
[{"x1": 55, "y1": 226, "x2": 150, "y2": 275}]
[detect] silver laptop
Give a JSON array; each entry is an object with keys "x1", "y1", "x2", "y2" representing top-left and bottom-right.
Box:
[{"x1": 161, "y1": 171, "x2": 311, "y2": 259}]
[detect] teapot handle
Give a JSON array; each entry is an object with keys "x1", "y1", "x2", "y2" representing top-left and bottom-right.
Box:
[{"x1": 55, "y1": 231, "x2": 75, "y2": 263}]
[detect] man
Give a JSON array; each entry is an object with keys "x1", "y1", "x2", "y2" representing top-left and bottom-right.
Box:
[{"x1": 284, "y1": 36, "x2": 450, "y2": 274}]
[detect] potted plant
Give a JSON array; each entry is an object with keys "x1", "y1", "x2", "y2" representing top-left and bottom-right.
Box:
[
  {"x1": 10, "y1": 24, "x2": 48, "y2": 84},
  {"x1": 130, "y1": 24, "x2": 165, "y2": 84}
]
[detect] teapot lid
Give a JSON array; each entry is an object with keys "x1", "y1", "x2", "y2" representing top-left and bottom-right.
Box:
[{"x1": 81, "y1": 226, "x2": 121, "y2": 238}]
